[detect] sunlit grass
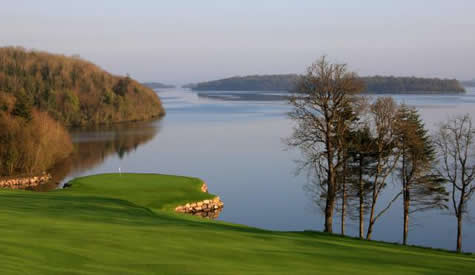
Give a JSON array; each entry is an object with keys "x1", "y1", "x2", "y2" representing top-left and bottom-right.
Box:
[{"x1": 0, "y1": 173, "x2": 472, "y2": 274}]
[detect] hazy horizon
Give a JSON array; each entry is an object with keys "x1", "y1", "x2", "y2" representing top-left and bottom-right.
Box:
[{"x1": 1, "y1": 0, "x2": 474, "y2": 85}]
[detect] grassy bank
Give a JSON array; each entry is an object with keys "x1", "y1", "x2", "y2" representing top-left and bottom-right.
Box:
[{"x1": 0, "y1": 173, "x2": 473, "y2": 274}]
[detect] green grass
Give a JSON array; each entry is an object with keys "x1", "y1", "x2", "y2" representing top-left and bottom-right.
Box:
[{"x1": 0, "y1": 173, "x2": 473, "y2": 274}]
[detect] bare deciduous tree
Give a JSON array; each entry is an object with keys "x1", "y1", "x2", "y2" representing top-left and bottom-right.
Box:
[
  {"x1": 434, "y1": 115, "x2": 475, "y2": 253},
  {"x1": 366, "y1": 97, "x2": 401, "y2": 240},
  {"x1": 287, "y1": 56, "x2": 363, "y2": 233}
]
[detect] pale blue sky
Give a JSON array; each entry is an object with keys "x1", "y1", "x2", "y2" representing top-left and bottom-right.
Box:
[{"x1": 1, "y1": 0, "x2": 474, "y2": 84}]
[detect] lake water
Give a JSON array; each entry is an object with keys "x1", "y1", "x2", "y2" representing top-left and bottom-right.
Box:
[{"x1": 52, "y1": 87, "x2": 475, "y2": 253}]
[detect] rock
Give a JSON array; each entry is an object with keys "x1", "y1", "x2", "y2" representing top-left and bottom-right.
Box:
[{"x1": 174, "y1": 196, "x2": 223, "y2": 220}]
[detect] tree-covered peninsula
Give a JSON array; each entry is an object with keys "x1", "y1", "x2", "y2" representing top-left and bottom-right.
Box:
[
  {"x1": 0, "y1": 47, "x2": 165, "y2": 176},
  {"x1": 187, "y1": 74, "x2": 300, "y2": 91},
  {"x1": 189, "y1": 74, "x2": 465, "y2": 94}
]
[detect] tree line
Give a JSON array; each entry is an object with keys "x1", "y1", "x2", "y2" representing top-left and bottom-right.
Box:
[
  {"x1": 362, "y1": 76, "x2": 465, "y2": 93},
  {"x1": 0, "y1": 47, "x2": 165, "y2": 177},
  {"x1": 142, "y1": 82, "x2": 176, "y2": 89},
  {"x1": 287, "y1": 57, "x2": 475, "y2": 253},
  {"x1": 188, "y1": 74, "x2": 465, "y2": 94}
]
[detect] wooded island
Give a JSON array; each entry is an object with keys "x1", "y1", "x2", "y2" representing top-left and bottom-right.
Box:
[{"x1": 188, "y1": 74, "x2": 465, "y2": 93}]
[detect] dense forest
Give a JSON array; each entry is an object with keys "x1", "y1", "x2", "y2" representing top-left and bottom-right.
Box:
[
  {"x1": 142, "y1": 82, "x2": 175, "y2": 89},
  {"x1": 0, "y1": 47, "x2": 165, "y2": 176},
  {"x1": 189, "y1": 74, "x2": 465, "y2": 93},
  {"x1": 0, "y1": 47, "x2": 164, "y2": 127}
]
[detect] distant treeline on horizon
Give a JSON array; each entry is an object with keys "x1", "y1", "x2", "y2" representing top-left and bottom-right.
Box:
[
  {"x1": 186, "y1": 74, "x2": 466, "y2": 94},
  {"x1": 142, "y1": 82, "x2": 175, "y2": 89},
  {"x1": 462, "y1": 79, "x2": 475, "y2": 87}
]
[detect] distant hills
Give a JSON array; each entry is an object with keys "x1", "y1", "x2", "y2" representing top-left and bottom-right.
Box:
[
  {"x1": 142, "y1": 82, "x2": 175, "y2": 89},
  {"x1": 187, "y1": 74, "x2": 465, "y2": 94},
  {"x1": 461, "y1": 79, "x2": 475, "y2": 87}
]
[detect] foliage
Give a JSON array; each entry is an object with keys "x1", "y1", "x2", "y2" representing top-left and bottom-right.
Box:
[
  {"x1": 394, "y1": 105, "x2": 448, "y2": 245},
  {"x1": 0, "y1": 47, "x2": 164, "y2": 127},
  {"x1": 0, "y1": 93, "x2": 73, "y2": 176},
  {"x1": 0, "y1": 173, "x2": 473, "y2": 274},
  {"x1": 0, "y1": 47, "x2": 165, "y2": 176}
]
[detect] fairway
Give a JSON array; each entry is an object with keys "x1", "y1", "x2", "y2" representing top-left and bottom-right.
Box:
[{"x1": 0, "y1": 173, "x2": 473, "y2": 274}]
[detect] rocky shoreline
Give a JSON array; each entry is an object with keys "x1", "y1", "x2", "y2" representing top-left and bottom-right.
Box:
[
  {"x1": 175, "y1": 183, "x2": 224, "y2": 219},
  {"x1": 0, "y1": 173, "x2": 52, "y2": 189}
]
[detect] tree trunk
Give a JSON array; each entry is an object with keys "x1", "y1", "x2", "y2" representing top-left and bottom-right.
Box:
[
  {"x1": 456, "y1": 181, "x2": 465, "y2": 253},
  {"x1": 403, "y1": 197, "x2": 409, "y2": 245},
  {"x1": 366, "y1": 201, "x2": 376, "y2": 240},
  {"x1": 341, "y1": 181, "x2": 346, "y2": 236},
  {"x1": 402, "y1": 151, "x2": 409, "y2": 246},
  {"x1": 457, "y1": 213, "x2": 463, "y2": 253},
  {"x1": 324, "y1": 134, "x2": 335, "y2": 234},
  {"x1": 367, "y1": 171, "x2": 377, "y2": 240},
  {"x1": 324, "y1": 168, "x2": 335, "y2": 233},
  {"x1": 341, "y1": 159, "x2": 347, "y2": 236},
  {"x1": 324, "y1": 194, "x2": 335, "y2": 233},
  {"x1": 358, "y1": 157, "x2": 364, "y2": 239}
]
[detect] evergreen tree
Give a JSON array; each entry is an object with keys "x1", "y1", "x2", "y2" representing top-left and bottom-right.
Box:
[
  {"x1": 346, "y1": 126, "x2": 377, "y2": 239},
  {"x1": 395, "y1": 105, "x2": 448, "y2": 245},
  {"x1": 11, "y1": 90, "x2": 32, "y2": 121}
]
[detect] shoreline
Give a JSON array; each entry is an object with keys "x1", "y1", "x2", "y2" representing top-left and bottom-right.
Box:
[
  {"x1": 0, "y1": 173, "x2": 52, "y2": 189},
  {"x1": 174, "y1": 183, "x2": 224, "y2": 219}
]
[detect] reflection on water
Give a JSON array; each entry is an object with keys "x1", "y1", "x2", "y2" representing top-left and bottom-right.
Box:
[
  {"x1": 41, "y1": 87, "x2": 475, "y2": 252},
  {"x1": 197, "y1": 90, "x2": 289, "y2": 101},
  {"x1": 39, "y1": 120, "x2": 160, "y2": 191}
]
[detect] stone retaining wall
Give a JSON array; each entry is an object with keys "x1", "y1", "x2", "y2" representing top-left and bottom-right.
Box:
[
  {"x1": 175, "y1": 183, "x2": 224, "y2": 219},
  {"x1": 0, "y1": 173, "x2": 52, "y2": 189}
]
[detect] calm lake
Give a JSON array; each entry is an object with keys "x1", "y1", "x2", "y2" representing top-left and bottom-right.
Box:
[{"x1": 52, "y1": 87, "x2": 475, "y2": 252}]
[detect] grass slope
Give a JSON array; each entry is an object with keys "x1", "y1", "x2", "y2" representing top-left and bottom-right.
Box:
[{"x1": 0, "y1": 173, "x2": 473, "y2": 274}]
